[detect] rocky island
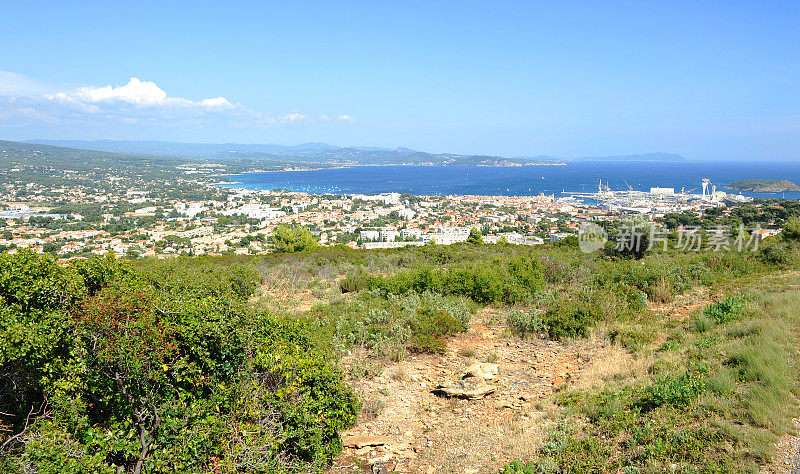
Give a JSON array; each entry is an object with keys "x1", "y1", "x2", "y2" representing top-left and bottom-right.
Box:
[{"x1": 725, "y1": 179, "x2": 800, "y2": 192}]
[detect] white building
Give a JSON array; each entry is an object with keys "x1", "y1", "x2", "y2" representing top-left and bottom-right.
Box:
[
  {"x1": 175, "y1": 202, "x2": 208, "y2": 218},
  {"x1": 363, "y1": 241, "x2": 425, "y2": 249},
  {"x1": 222, "y1": 204, "x2": 286, "y2": 220},
  {"x1": 360, "y1": 230, "x2": 381, "y2": 241},
  {"x1": 400, "y1": 228, "x2": 422, "y2": 240},
  {"x1": 650, "y1": 187, "x2": 675, "y2": 196},
  {"x1": 549, "y1": 232, "x2": 574, "y2": 242},
  {"x1": 397, "y1": 208, "x2": 416, "y2": 219},
  {"x1": 380, "y1": 229, "x2": 401, "y2": 242},
  {"x1": 484, "y1": 232, "x2": 544, "y2": 246},
  {"x1": 352, "y1": 193, "x2": 401, "y2": 205},
  {"x1": 428, "y1": 227, "x2": 470, "y2": 245}
]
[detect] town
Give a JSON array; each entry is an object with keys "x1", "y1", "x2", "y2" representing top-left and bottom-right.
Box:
[{"x1": 0, "y1": 160, "x2": 773, "y2": 259}]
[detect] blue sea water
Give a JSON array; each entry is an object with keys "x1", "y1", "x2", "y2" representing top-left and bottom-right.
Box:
[{"x1": 219, "y1": 161, "x2": 800, "y2": 200}]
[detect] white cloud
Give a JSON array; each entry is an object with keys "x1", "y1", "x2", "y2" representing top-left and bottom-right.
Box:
[
  {"x1": 47, "y1": 77, "x2": 233, "y2": 110},
  {"x1": 0, "y1": 73, "x2": 356, "y2": 133},
  {"x1": 75, "y1": 77, "x2": 167, "y2": 105},
  {"x1": 198, "y1": 96, "x2": 233, "y2": 108},
  {"x1": 281, "y1": 112, "x2": 307, "y2": 123}
]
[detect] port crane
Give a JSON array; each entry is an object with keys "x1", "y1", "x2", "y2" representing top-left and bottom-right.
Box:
[{"x1": 623, "y1": 179, "x2": 633, "y2": 191}]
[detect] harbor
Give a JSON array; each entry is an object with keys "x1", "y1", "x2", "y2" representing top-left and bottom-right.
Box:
[{"x1": 560, "y1": 178, "x2": 753, "y2": 215}]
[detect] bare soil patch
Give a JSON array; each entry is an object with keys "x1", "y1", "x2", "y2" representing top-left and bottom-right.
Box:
[{"x1": 330, "y1": 308, "x2": 608, "y2": 473}]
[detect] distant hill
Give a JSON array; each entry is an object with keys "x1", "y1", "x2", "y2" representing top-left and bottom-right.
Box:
[
  {"x1": 0, "y1": 139, "x2": 183, "y2": 172},
  {"x1": 725, "y1": 179, "x2": 800, "y2": 192},
  {"x1": 574, "y1": 153, "x2": 686, "y2": 162},
  {"x1": 25, "y1": 139, "x2": 560, "y2": 167},
  {"x1": 26, "y1": 139, "x2": 339, "y2": 157},
  {"x1": 22, "y1": 139, "x2": 686, "y2": 167}
]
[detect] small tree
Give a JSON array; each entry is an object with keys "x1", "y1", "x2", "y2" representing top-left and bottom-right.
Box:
[
  {"x1": 78, "y1": 283, "x2": 178, "y2": 474},
  {"x1": 782, "y1": 218, "x2": 800, "y2": 242},
  {"x1": 271, "y1": 225, "x2": 318, "y2": 253},
  {"x1": 467, "y1": 227, "x2": 483, "y2": 245},
  {"x1": 608, "y1": 216, "x2": 653, "y2": 259}
]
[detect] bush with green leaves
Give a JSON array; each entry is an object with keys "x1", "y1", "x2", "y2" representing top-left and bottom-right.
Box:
[
  {"x1": 759, "y1": 240, "x2": 792, "y2": 266},
  {"x1": 782, "y1": 217, "x2": 800, "y2": 241},
  {"x1": 307, "y1": 290, "x2": 473, "y2": 357},
  {"x1": 0, "y1": 251, "x2": 357, "y2": 473},
  {"x1": 339, "y1": 267, "x2": 370, "y2": 293},
  {"x1": 638, "y1": 369, "x2": 708, "y2": 410},
  {"x1": 271, "y1": 224, "x2": 318, "y2": 253},
  {"x1": 466, "y1": 227, "x2": 483, "y2": 244},
  {"x1": 364, "y1": 256, "x2": 545, "y2": 305},
  {"x1": 541, "y1": 300, "x2": 598, "y2": 340},
  {"x1": 507, "y1": 309, "x2": 546, "y2": 339},
  {"x1": 704, "y1": 293, "x2": 750, "y2": 324}
]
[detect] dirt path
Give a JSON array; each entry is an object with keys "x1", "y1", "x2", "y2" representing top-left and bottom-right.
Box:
[{"x1": 330, "y1": 309, "x2": 604, "y2": 473}]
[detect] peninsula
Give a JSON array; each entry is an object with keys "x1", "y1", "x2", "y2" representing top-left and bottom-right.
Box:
[{"x1": 725, "y1": 179, "x2": 800, "y2": 192}]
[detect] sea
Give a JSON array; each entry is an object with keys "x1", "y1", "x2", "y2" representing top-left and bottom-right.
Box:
[{"x1": 218, "y1": 161, "x2": 800, "y2": 200}]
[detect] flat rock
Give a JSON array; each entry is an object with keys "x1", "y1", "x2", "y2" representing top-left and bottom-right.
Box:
[
  {"x1": 432, "y1": 376, "x2": 496, "y2": 399},
  {"x1": 343, "y1": 435, "x2": 389, "y2": 448},
  {"x1": 462, "y1": 362, "x2": 499, "y2": 380}
]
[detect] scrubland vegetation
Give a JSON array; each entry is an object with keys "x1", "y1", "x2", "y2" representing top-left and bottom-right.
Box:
[{"x1": 2, "y1": 220, "x2": 800, "y2": 472}]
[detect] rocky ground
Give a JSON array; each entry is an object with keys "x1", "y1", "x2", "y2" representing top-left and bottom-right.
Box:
[
  {"x1": 323, "y1": 289, "x2": 800, "y2": 473},
  {"x1": 762, "y1": 418, "x2": 800, "y2": 473},
  {"x1": 328, "y1": 309, "x2": 607, "y2": 473}
]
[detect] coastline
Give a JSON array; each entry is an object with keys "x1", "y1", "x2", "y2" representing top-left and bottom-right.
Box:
[
  {"x1": 212, "y1": 161, "x2": 568, "y2": 189},
  {"x1": 211, "y1": 161, "x2": 800, "y2": 201},
  {"x1": 212, "y1": 160, "x2": 567, "y2": 178}
]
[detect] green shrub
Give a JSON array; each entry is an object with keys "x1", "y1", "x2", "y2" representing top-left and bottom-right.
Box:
[
  {"x1": 307, "y1": 291, "x2": 472, "y2": 358},
  {"x1": 758, "y1": 241, "x2": 791, "y2": 265},
  {"x1": 466, "y1": 227, "x2": 483, "y2": 244},
  {"x1": 639, "y1": 370, "x2": 707, "y2": 410},
  {"x1": 709, "y1": 367, "x2": 736, "y2": 396},
  {"x1": 410, "y1": 307, "x2": 464, "y2": 353},
  {"x1": 500, "y1": 460, "x2": 537, "y2": 473},
  {"x1": 692, "y1": 314, "x2": 716, "y2": 332},
  {"x1": 551, "y1": 235, "x2": 578, "y2": 249},
  {"x1": 782, "y1": 217, "x2": 800, "y2": 241},
  {"x1": 609, "y1": 325, "x2": 656, "y2": 352},
  {"x1": 507, "y1": 309, "x2": 546, "y2": 339},
  {"x1": 0, "y1": 252, "x2": 358, "y2": 472},
  {"x1": 271, "y1": 224, "x2": 318, "y2": 253},
  {"x1": 704, "y1": 294, "x2": 749, "y2": 324},
  {"x1": 339, "y1": 268, "x2": 370, "y2": 293},
  {"x1": 542, "y1": 301, "x2": 598, "y2": 340},
  {"x1": 409, "y1": 332, "x2": 447, "y2": 354},
  {"x1": 537, "y1": 424, "x2": 614, "y2": 472},
  {"x1": 365, "y1": 256, "x2": 544, "y2": 305}
]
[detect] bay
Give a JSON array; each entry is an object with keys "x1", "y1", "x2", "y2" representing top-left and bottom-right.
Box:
[{"x1": 219, "y1": 161, "x2": 800, "y2": 200}]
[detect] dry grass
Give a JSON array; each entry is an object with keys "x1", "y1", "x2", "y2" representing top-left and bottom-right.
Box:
[
  {"x1": 651, "y1": 277, "x2": 674, "y2": 303},
  {"x1": 458, "y1": 348, "x2": 476, "y2": 358},
  {"x1": 569, "y1": 339, "x2": 636, "y2": 391},
  {"x1": 417, "y1": 412, "x2": 550, "y2": 472},
  {"x1": 392, "y1": 364, "x2": 409, "y2": 382},
  {"x1": 359, "y1": 397, "x2": 385, "y2": 422}
]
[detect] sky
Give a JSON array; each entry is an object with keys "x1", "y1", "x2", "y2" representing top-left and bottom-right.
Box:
[{"x1": 1, "y1": 0, "x2": 799, "y2": 160}]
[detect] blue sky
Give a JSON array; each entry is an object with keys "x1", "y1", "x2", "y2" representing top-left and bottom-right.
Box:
[{"x1": 1, "y1": 0, "x2": 799, "y2": 159}]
